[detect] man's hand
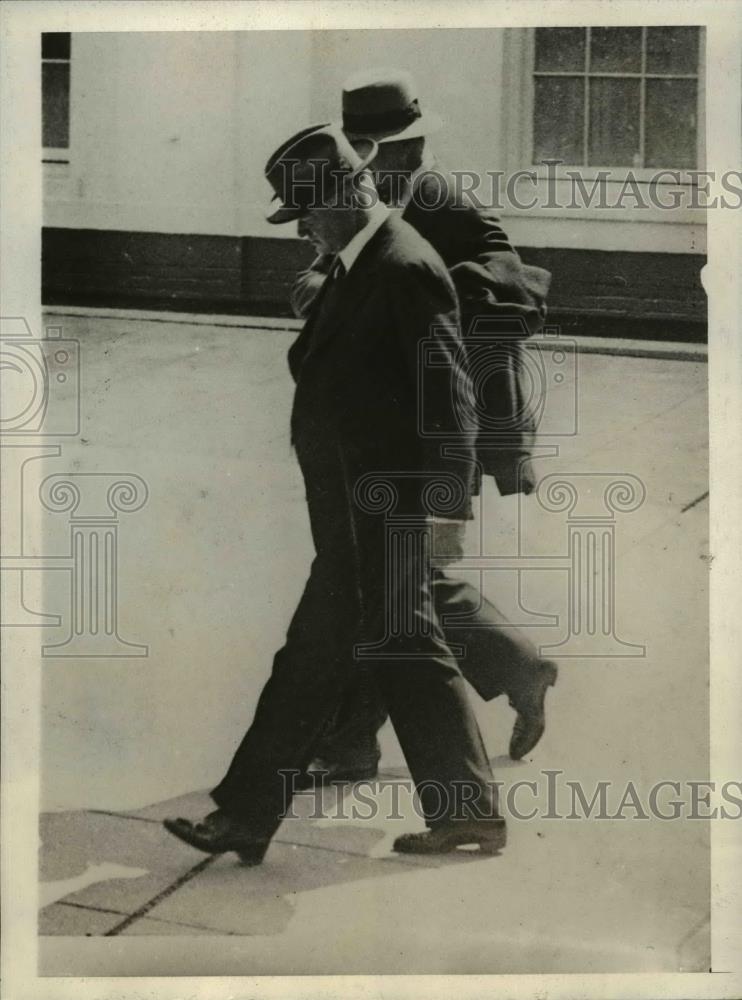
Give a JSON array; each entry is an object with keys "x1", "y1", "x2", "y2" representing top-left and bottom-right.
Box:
[
  {"x1": 290, "y1": 254, "x2": 334, "y2": 319},
  {"x1": 427, "y1": 517, "x2": 466, "y2": 568}
]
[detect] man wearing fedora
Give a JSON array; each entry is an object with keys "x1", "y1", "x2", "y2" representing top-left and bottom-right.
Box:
[
  {"x1": 293, "y1": 68, "x2": 558, "y2": 785},
  {"x1": 164, "y1": 123, "x2": 506, "y2": 862}
]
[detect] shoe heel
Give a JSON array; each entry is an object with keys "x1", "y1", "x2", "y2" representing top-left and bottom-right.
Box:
[{"x1": 237, "y1": 845, "x2": 267, "y2": 866}]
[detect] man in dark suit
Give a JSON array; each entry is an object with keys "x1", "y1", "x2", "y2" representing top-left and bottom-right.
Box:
[
  {"x1": 163, "y1": 124, "x2": 505, "y2": 862},
  {"x1": 294, "y1": 70, "x2": 558, "y2": 783}
]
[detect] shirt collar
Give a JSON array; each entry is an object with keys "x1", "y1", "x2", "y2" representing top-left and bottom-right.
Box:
[{"x1": 337, "y1": 202, "x2": 391, "y2": 275}]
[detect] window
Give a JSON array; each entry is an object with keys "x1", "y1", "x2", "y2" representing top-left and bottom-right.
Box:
[
  {"x1": 42, "y1": 32, "x2": 71, "y2": 162},
  {"x1": 532, "y1": 27, "x2": 701, "y2": 169}
]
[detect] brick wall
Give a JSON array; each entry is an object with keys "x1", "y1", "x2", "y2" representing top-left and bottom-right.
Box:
[{"x1": 42, "y1": 228, "x2": 706, "y2": 340}]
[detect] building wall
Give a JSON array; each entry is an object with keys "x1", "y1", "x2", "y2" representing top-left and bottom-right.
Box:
[
  {"x1": 44, "y1": 31, "x2": 313, "y2": 235},
  {"x1": 42, "y1": 29, "x2": 708, "y2": 337}
]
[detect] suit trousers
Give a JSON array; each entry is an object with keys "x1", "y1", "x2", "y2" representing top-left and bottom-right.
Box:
[
  {"x1": 211, "y1": 548, "x2": 499, "y2": 842},
  {"x1": 314, "y1": 568, "x2": 544, "y2": 762}
]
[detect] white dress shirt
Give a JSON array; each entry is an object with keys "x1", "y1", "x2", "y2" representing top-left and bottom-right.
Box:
[{"x1": 337, "y1": 202, "x2": 391, "y2": 275}]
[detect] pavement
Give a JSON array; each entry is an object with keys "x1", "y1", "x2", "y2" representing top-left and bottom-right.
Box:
[{"x1": 34, "y1": 310, "x2": 710, "y2": 974}]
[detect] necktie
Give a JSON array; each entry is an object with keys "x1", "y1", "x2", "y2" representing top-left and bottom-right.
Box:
[{"x1": 308, "y1": 255, "x2": 346, "y2": 336}]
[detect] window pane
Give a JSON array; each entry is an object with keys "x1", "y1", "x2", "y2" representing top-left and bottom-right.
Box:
[
  {"x1": 588, "y1": 77, "x2": 640, "y2": 166},
  {"x1": 41, "y1": 32, "x2": 71, "y2": 60},
  {"x1": 590, "y1": 27, "x2": 642, "y2": 73},
  {"x1": 42, "y1": 62, "x2": 70, "y2": 148},
  {"x1": 645, "y1": 78, "x2": 697, "y2": 168},
  {"x1": 533, "y1": 76, "x2": 584, "y2": 164},
  {"x1": 646, "y1": 27, "x2": 699, "y2": 74},
  {"x1": 534, "y1": 28, "x2": 586, "y2": 72}
]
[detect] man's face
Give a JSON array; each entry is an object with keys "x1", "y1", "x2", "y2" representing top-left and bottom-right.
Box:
[
  {"x1": 372, "y1": 138, "x2": 426, "y2": 206},
  {"x1": 297, "y1": 206, "x2": 350, "y2": 255}
]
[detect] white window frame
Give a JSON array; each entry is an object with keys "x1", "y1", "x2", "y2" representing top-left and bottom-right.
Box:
[{"x1": 501, "y1": 27, "x2": 706, "y2": 187}]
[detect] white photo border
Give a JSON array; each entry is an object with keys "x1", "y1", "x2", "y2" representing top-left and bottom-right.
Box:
[{"x1": 1, "y1": 1, "x2": 740, "y2": 997}]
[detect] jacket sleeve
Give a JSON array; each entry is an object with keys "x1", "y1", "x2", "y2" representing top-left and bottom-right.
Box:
[
  {"x1": 450, "y1": 255, "x2": 552, "y2": 337},
  {"x1": 290, "y1": 254, "x2": 333, "y2": 319},
  {"x1": 388, "y1": 262, "x2": 478, "y2": 521},
  {"x1": 445, "y1": 202, "x2": 552, "y2": 337}
]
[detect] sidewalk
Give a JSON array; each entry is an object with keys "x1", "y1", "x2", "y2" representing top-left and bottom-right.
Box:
[
  {"x1": 37, "y1": 313, "x2": 710, "y2": 974},
  {"x1": 40, "y1": 759, "x2": 709, "y2": 975},
  {"x1": 40, "y1": 770, "x2": 710, "y2": 974}
]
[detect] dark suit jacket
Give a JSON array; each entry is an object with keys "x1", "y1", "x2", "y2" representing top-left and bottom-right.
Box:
[
  {"x1": 292, "y1": 166, "x2": 552, "y2": 496},
  {"x1": 405, "y1": 170, "x2": 550, "y2": 496},
  {"x1": 288, "y1": 214, "x2": 477, "y2": 580}
]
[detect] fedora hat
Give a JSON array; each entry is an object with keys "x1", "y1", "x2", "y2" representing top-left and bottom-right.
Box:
[
  {"x1": 264, "y1": 123, "x2": 378, "y2": 224},
  {"x1": 340, "y1": 68, "x2": 443, "y2": 143}
]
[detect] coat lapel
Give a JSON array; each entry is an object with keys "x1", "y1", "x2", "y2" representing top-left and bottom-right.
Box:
[
  {"x1": 307, "y1": 266, "x2": 372, "y2": 355},
  {"x1": 287, "y1": 262, "x2": 345, "y2": 378},
  {"x1": 298, "y1": 220, "x2": 391, "y2": 364}
]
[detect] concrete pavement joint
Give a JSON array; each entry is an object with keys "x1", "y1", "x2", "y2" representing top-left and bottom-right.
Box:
[
  {"x1": 84, "y1": 809, "x2": 161, "y2": 823},
  {"x1": 681, "y1": 490, "x2": 710, "y2": 513},
  {"x1": 78, "y1": 808, "x2": 486, "y2": 869},
  {"x1": 51, "y1": 899, "x2": 228, "y2": 935},
  {"x1": 86, "y1": 808, "x2": 161, "y2": 824},
  {"x1": 676, "y1": 912, "x2": 711, "y2": 954},
  {"x1": 615, "y1": 476, "x2": 709, "y2": 563},
  {"x1": 103, "y1": 855, "x2": 217, "y2": 936},
  {"x1": 616, "y1": 510, "x2": 705, "y2": 569},
  {"x1": 54, "y1": 899, "x2": 128, "y2": 916}
]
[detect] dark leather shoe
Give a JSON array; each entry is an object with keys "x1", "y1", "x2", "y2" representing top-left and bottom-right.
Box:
[
  {"x1": 163, "y1": 809, "x2": 269, "y2": 865},
  {"x1": 509, "y1": 659, "x2": 558, "y2": 761},
  {"x1": 393, "y1": 818, "x2": 506, "y2": 856}
]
